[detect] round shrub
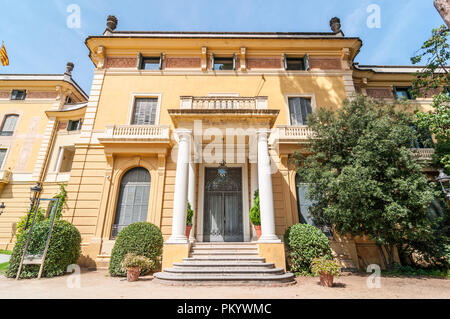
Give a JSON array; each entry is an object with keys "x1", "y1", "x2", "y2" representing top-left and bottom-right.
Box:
[
  {"x1": 109, "y1": 222, "x2": 163, "y2": 277},
  {"x1": 7, "y1": 219, "x2": 81, "y2": 279},
  {"x1": 284, "y1": 223, "x2": 332, "y2": 275}
]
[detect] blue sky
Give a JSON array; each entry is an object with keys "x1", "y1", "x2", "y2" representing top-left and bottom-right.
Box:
[{"x1": 0, "y1": 0, "x2": 444, "y2": 93}]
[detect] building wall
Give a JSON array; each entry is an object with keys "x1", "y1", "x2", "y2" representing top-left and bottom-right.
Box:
[{"x1": 92, "y1": 74, "x2": 348, "y2": 130}]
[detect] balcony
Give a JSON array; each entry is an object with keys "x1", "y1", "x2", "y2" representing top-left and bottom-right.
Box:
[
  {"x1": 180, "y1": 96, "x2": 268, "y2": 110},
  {"x1": 270, "y1": 125, "x2": 315, "y2": 146},
  {"x1": 411, "y1": 148, "x2": 435, "y2": 162},
  {"x1": 0, "y1": 169, "x2": 12, "y2": 194},
  {"x1": 101, "y1": 124, "x2": 170, "y2": 142},
  {"x1": 169, "y1": 95, "x2": 278, "y2": 126},
  {"x1": 98, "y1": 124, "x2": 172, "y2": 157}
]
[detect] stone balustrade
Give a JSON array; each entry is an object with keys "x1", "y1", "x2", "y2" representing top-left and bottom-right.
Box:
[
  {"x1": 103, "y1": 124, "x2": 170, "y2": 140},
  {"x1": 179, "y1": 96, "x2": 268, "y2": 110},
  {"x1": 411, "y1": 148, "x2": 435, "y2": 161}
]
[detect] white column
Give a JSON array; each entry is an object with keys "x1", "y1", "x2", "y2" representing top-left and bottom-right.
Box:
[
  {"x1": 257, "y1": 129, "x2": 280, "y2": 242},
  {"x1": 54, "y1": 147, "x2": 65, "y2": 173},
  {"x1": 188, "y1": 161, "x2": 196, "y2": 241},
  {"x1": 167, "y1": 129, "x2": 192, "y2": 243}
]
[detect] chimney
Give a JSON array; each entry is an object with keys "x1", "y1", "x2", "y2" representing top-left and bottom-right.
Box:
[
  {"x1": 330, "y1": 17, "x2": 341, "y2": 33},
  {"x1": 104, "y1": 15, "x2": 118, "y2": 35},
  {"x1": 65, "y1": 62, "x2": 74, "y2": 76}
]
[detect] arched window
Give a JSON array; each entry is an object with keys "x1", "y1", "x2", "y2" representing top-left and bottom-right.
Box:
[
  {"x1": 112, "y1": 167, "x2": 151, "y2": 238},
  {"x1": 1, "y1": 114, "x2": 19, "y2": 136},
  {"x1": 295, "y1": 173, "x2": 315, "y2": 225}
]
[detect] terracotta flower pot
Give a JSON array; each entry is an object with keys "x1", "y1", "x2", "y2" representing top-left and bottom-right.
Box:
[
  {"x1": 186, "y1": 225, "x2": 192, "y2": 238},
  {"x1": 319, "y1": 272, "x2": 334, "y2": 287},
  {"x1": 127, "y1": 267, "x2": 142, "y2": 282},
  {"x1": 254, "y1": 225, "x2": 262, "y2": 240}
]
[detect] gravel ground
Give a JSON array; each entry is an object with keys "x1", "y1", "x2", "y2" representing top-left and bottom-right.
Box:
[{"x1": 0, "y1": 269, "x2": 448, "y2": 299}]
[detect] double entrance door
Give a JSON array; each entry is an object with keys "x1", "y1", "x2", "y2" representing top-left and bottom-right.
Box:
[{"x1": 203, "y1": 167, "x2": 243, "y2": 242}]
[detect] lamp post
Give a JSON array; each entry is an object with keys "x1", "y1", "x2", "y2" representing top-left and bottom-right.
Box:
[
  {"x1": 0, "y1": 202, "x2": 5, "y2": 216},
  {"x1": 436, "y1": 169, "x2": 450, "y2": 201},
  {"x1": 24, "y1": 182, "x2": 43, "y2": 230}
]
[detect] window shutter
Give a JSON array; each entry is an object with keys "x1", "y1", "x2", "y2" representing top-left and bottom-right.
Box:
[
  {"x1": 283, "y1": 54, "x2": 288, "y2": 70},
  {"x1": 393, "y1": 86, "x2": 398, "y2": 99},
  {"x1": 137, "y1": 53, "x2": 143, "y2": 70},
  {"x1": 10, "y1": 90, "x2": 17, "y2": 100},
  {"x1": 232, "y1": 53, "x2": 236, "y2": 70},
  {"x1": 408, "y1": 86, "x2": 415, "y2": 100},
  {"x1": 67, "y1": 120, "x2": 73, "y2": 131},
  {"x1": 300, "y1": 98, "x2": 312, "y2": 125},
  {"x1": 211, "y1": 53, "x2": 215, "y2": 70},
  {"x1": 2, "y1": 114, "x2": 18, "y2": 132},
  {"x1": 132, "y1": 98, "x2": 158, "y2": 125},
  {"x1": 159, "y1": 53, "x2": 163, "y2": 70},
  {"x1": 303, "y1": 54, "x2": 310, "y2": 71},
  {"x1": 0, "y1": 149, "x2": 7, "y2": 168}
]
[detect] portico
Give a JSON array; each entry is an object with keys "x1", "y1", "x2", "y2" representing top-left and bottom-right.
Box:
[{"x1": 161, "y1": 97, "x2": 284, "y2": 269}]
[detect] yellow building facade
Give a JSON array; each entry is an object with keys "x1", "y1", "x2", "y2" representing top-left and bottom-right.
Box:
[{"x1": 0, "y1": 17, "x2": 437, "y2": 274}]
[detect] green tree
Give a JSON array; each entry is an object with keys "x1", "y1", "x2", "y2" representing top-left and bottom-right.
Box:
[
  {"x1": 292, "y1": 95, "x2": 439, "y2": 268},
  {"x1": 411, "y1": 25, "x2": 450, "y2": 172}
]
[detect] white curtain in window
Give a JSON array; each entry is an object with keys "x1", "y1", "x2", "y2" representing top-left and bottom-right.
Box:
[
  {"x1": 288, "y1": 97, "x2": 312, "y2": 125},
  {"x1": 1, "y1": 114, "x2": 19, "y2": 132},
  {"x1": 132, "y1": 98, "x2": 158, "y2": 125}
]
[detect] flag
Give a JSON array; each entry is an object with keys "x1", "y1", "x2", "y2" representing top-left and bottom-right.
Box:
[{"x1": 0, "y1": 43, "x2": 9, "y2": 66}]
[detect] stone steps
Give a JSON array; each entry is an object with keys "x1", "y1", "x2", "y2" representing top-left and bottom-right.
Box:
[
  {"x1": 153, "y1": 272, "x2": 295, "y2": 286},
  {"x1": 173, "y1": 261, "x2": 275, "y2": 269},
  {"x1": 165, "y1": 267, "x2": 285, "y2": 275},
  {"x1": 153, "y1": 242, "x2": 295, "y2": 285}
]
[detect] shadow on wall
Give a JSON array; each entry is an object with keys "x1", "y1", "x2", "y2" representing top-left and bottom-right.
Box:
[{"x1": 277, "y1": 75, "x2": 347, "y2": 114}]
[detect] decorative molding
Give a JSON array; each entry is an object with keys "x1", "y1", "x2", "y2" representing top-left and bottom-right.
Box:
[{"x1": 240, "y1": 47, "x2": 247, "y2": 71}]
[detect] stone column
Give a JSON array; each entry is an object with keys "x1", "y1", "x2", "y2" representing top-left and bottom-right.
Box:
[
  {"x1": 257, "y1": 129, "x2": 280, "y2": 242},
  {"x1": 187, "y1": 161, "x2": 196, "y2": 241},
  {"x1": 167, "y1": 129, "x2": 192, "y2": 243}
]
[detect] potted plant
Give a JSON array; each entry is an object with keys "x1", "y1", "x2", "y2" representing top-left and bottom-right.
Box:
[
  {"x1": 186, "y1": 202, "x2": 194, "y2": 238},
  {"x1": 249, "y1": 189, "x2": 261, "y2": 239},
  {"x1": 120, "y1": 253, "x2": 154, "y2": 282},
  {"x1": 310, "y1": 257, "x2": 341, "y2": 287}
]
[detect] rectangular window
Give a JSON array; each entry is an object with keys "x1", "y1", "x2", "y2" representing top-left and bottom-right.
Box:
[
  {"x1": 11, "y1": 90, "x2": 26, "y2": 100},
  {"x1": 67, "y1": 119, "x2": 81, "y2": 131},
  {"x1": 411, "y1": 125, "x2": 434, "y2": 149},
  {"x1": 137, "y1": 53, "x2": 163, "y2": 70},
  {"x1": 288, "y1": 97, "x2": 312, "y2": 125},
  {"x1": 55, "y1": 147, "x2": 75, "y2": 173},
  {"x1": 284, "y1": 54, "x2": 309, "y2": 71},
  {"x1": 394, "y1": 87, "x2": 413, "y2": 100},
  {"x1": 213, "y1": 56, "x2": 235, "y2": 71},
  {"x1": 0, "y1": 149, "x2": 6, "y2": 168},
  {"x1": 132, "y1": 98, "x2": 158, "y2": 125},
  {"x1": 1, "y1": 114, "x2": 18, "y2": 136}
]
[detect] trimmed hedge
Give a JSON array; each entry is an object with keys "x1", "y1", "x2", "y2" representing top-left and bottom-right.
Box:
[
  {"x1": 284, "y1": 224, "x2": 332, "y2": 275},
  {"x1": 7, "y1": 220, "x2": 81, "y2": 278},
  {"x1": 109, "y1": 222, "x2": 163, "y2": 277}
]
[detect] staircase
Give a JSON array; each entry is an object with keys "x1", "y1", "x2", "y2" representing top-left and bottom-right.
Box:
[{"x1": 153, "y1": 242, "x2": 295, "y2": 285}]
